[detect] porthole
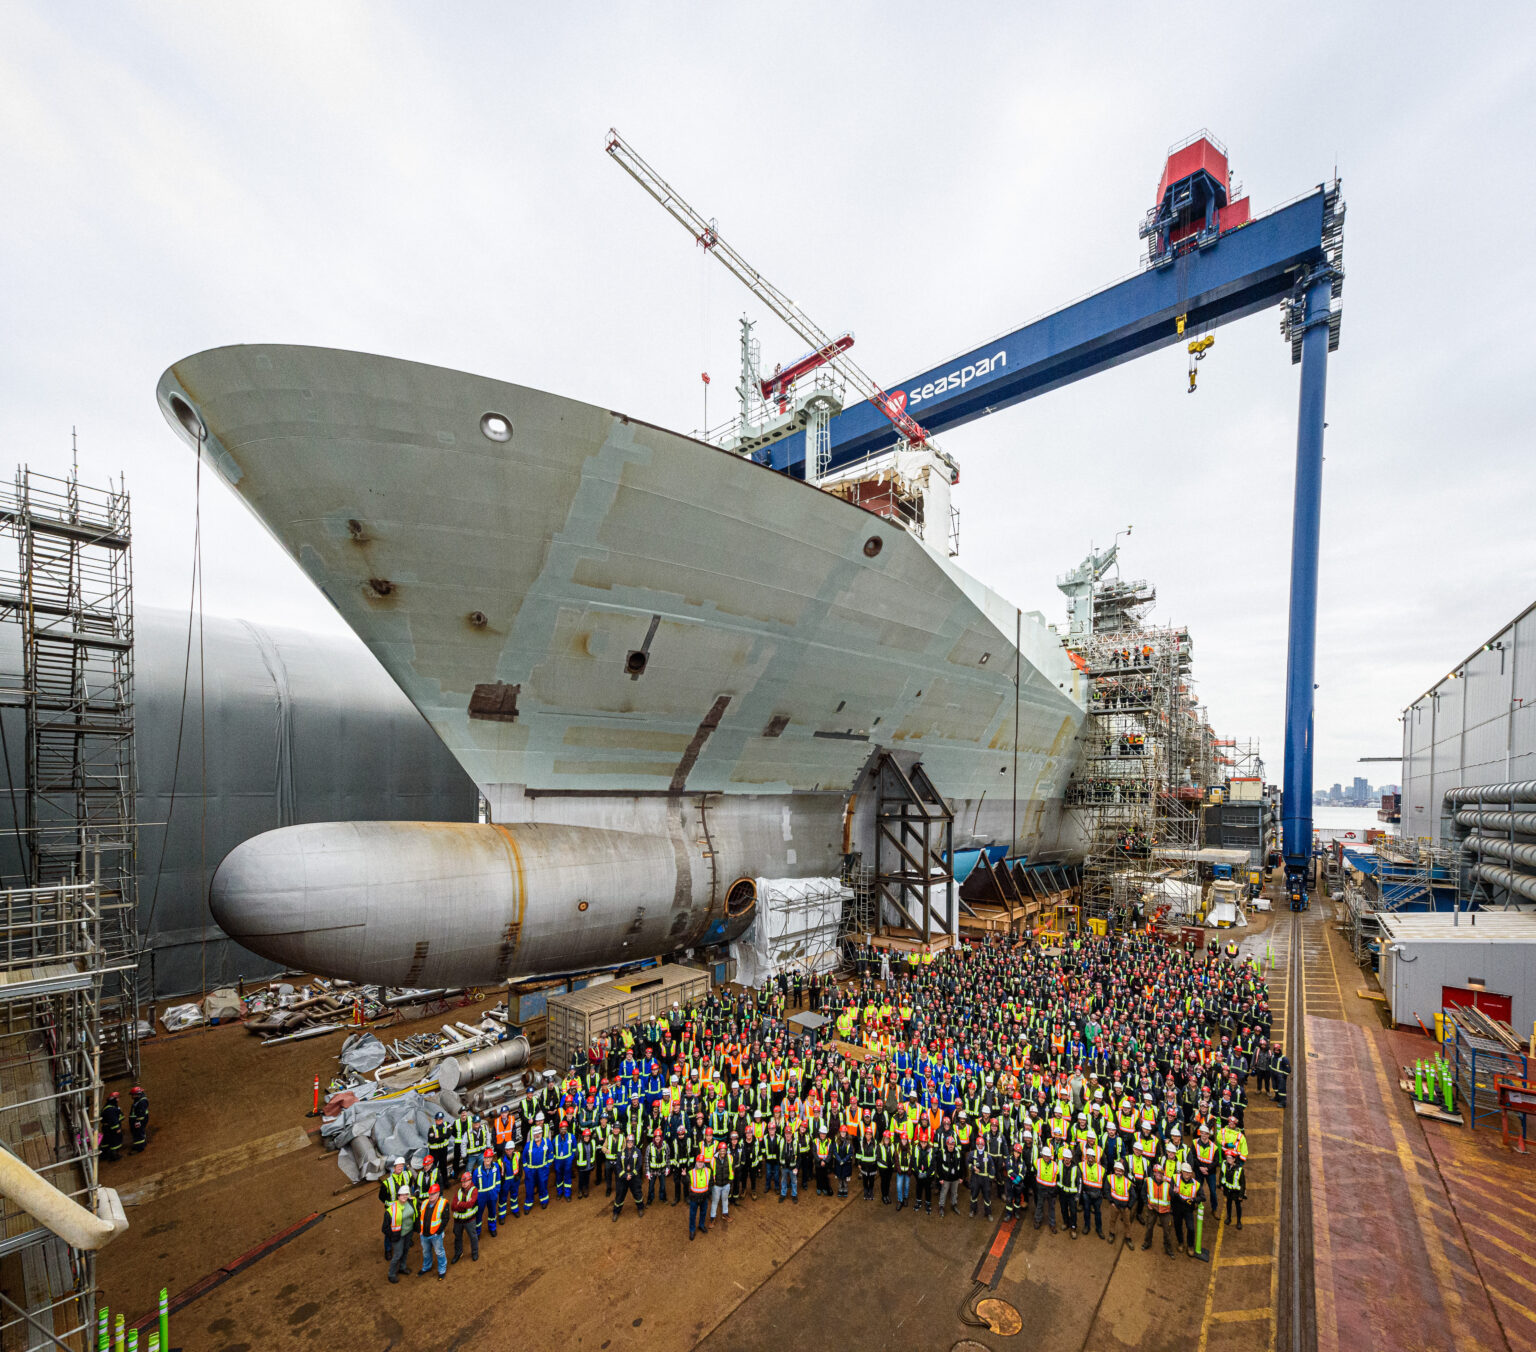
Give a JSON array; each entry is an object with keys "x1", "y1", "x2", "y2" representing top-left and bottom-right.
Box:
[
  {"x1": 863, "y1": 536, "x2": 883, "y2": 558},
  {"x1": 480, "y1": 412, "x2": 513, "y2": 443}
]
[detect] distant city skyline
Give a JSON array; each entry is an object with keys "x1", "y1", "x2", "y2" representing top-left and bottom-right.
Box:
[{"x1": 1314, "y1": 778, "x2": 1397, "y2": 807}]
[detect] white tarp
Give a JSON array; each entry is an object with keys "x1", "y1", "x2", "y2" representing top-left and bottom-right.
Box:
[
  {"x1": 1205, "y1": 900, "x2": 1249, "y2": 929},
  {"x1": 731, "y1": 876, "x2": 850, "y2": 988},
  {"x1": 1144, "y1": 878, "x2": 1203, "y2": 917}
]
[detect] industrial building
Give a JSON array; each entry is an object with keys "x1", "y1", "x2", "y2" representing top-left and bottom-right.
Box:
[
  {"x1": 1377, "y1": 910, "x2": 1536, "y2": 1034},
  {"x1": 1400, "y1": 597, "x2": 1536, "y2": 843}
]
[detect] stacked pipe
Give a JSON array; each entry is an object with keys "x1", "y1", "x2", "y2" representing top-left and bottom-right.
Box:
[{"x1": 1447, "y1": 783, "x2": 1536, "y2": 905}]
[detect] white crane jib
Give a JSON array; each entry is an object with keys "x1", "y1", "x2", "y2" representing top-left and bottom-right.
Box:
[{"x1": 605, "y1": 129, "x2": 960, "y2": 508}]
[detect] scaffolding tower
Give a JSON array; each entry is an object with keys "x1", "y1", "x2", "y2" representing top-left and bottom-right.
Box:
[
  {"x1": 0, "y1": 464, "x2": 140, "y2": 1081},
  {"x1": 1065, "y1": 625, "x2": 1202, "y2": 924},
  {"x1": 0, "y1": 870, "x2": 125, "y2": 1350}
]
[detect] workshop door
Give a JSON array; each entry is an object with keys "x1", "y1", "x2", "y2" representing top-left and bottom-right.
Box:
[{"x1": 1441, "y1": 985, "x2": 1514, "y2": 1024}]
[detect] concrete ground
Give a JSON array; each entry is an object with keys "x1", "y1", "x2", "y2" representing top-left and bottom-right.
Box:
[{"x1": 93, "y1": 892, "x2": 1536, "y2": 1352}]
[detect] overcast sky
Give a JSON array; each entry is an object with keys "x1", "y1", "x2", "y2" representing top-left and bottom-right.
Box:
[{"x1": 3, "y1": 2, "x2": 1533, "y2": 795}]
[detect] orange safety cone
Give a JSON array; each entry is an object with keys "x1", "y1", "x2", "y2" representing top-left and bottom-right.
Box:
[{"x1": 310, "y1": 1075, "x2": 320, "y2": 1117}]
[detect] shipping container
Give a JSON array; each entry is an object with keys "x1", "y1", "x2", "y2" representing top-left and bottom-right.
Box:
[{"x1": 545, "y1": 964, "x2": 711, "y2": 1070}]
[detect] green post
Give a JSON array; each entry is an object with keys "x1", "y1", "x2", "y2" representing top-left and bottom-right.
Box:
[
  {"x1": 1414, "y1": 1060, "x2": 1423, "y2": 1100},
  {"x1": 98, "y1": 1306, "x2": 108, "y2": 1352},
  {"x1": 1195, "y1": 1202, "x2": 1203, "y2": 1255},
  {"x1": 127, "y1": 1331, "x2": 137, "y2": 1352},
  {"x1": 147, "y1": 1335, "x2": 158, "y2": 1352},
  {"x1": 159, "y1": 1288, "x2": 169, "y2": 1352},
  {"x1": 116, "y1": 1312, "x2": 125, "y2": 1352},
  {"x1": 1443, "y1": 1068, "x2": 1454, "y2": 1114}
]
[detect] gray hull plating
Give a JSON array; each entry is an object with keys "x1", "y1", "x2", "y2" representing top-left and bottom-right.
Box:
[{"x1": 159, "y1": 345, "x2": 1086, "y2": 982}]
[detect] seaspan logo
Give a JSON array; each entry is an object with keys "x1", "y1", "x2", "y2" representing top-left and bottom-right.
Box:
[
  {"x1": 903, "y1": 350, "x2": 1007, "y2": 409},
  {"x1": 888, "y1": 390, "x2": 908, "y2": 416}
]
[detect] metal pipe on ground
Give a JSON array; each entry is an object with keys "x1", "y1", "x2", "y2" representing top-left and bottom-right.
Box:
[
  {"x1": 0, "y1": 1149, "x2": 128, "y2": 1250},
  {"x1": 1463, "y1": 833, "x2": 1536, "y2": 871},
  {"x1": 436, "y1": 1036, "x2": 531, "y2": 1094},
  {"x1": 1475, "y1": 862, "x2": 1536, "y2": 904},
  {"x1": 1446, "y1": 780, "x2": 1536, "y2": 805},
  {"x1": 1454, "y1": 809, "x2": 1536, "y2": 837}
]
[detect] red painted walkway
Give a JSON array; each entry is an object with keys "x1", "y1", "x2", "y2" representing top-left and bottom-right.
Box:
[{"x1": 1308, "y1": 1016, "x2": 1528, "y2": 1352}]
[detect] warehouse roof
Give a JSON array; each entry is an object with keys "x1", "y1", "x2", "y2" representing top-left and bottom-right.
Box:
[{"x1": 1378, "y1": 911, "x2": 1536, "y2": 944}]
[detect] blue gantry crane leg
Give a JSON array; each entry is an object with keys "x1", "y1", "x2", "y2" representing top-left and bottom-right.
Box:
[{"x1": 1281, "y1": 270, "x2": 1338, "y2": 909}]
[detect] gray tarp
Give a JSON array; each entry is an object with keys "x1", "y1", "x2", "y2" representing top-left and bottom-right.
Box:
[
  {"x1": 322, "y1": 1088, "x2": 448, "y2": 1183},
  {"x1": 338, "y1": 1032, "x2": 388, "y2": 1074}
]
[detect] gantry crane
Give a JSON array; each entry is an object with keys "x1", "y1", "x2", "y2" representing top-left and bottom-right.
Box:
[{"x1": 604, "y1": 129, "x2": 958, "y2": 488}]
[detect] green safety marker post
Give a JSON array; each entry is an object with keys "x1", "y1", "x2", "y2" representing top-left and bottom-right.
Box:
[
  {"x1": 116, "y1": 1311, "x2": 125, "y2": 1352},
  {"x1": 98, "y1": 1306, "x2": 108, "y2": 1352},
  {"x1": 1414, "y1": 1060, "x2": 1424, "y2": 1100},
  {"x1": 147, "y1": 1334, "x2": 158, "y2": 1352},
  {"x1": 127, "y1": 1330, "x2": 137, "y2": 1352},
  {"x1": 159, "y1": 1287, "x2": 169, "y2": 1352},
  {"x1": 1443, "y1": 1071, "x2": 1454, "y2": 1115},
  {"x1": 1192, "y1": 1201, "x2": 1210, "y2": 1262}
]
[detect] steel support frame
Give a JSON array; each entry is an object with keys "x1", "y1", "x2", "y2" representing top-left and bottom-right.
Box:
[{"x1": 872, "y1": 754, "x2": 956, "y2": 944}]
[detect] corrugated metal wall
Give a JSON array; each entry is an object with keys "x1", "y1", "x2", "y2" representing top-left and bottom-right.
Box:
[
  {"x1": 1401, "y1": 600, "x2": 1536, "y2": 841},
  {"x1": 0, "y1": 607, "x2": 477, "y2": 997}
]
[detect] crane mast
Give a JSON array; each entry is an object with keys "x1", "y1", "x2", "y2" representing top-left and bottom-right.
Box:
[{"x1": 605, "y1": 129, "x2": 959, "y2": 487}]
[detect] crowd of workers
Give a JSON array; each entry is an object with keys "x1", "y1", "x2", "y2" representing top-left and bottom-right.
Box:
[{"x1": 377, "y1": 928, "x2": 1285, "y2": 1280}]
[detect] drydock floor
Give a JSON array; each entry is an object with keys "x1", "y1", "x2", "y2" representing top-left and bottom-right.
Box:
[{"x1": 93, "y1": 898, "x2": 1536, "y2": 1352}]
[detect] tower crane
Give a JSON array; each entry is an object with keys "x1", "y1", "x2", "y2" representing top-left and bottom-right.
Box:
[{"x1": 605, "y1": 129, "x2": 958, "y2": 488}]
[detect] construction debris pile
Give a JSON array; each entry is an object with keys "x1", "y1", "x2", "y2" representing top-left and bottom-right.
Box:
[
  {"x1": 319, "y1": 1011, "x2": 542, "y2": 1183},
  {"x1": 155, "y1": 977, "x2": 476, "y2": 1044}
]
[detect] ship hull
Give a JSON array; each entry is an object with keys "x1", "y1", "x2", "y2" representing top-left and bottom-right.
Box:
[{"x1": 158, "y1": 345, "x2": 1086, "y2": 975}]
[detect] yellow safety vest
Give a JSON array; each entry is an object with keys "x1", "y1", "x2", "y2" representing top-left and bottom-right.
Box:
[
  {"x1": 689, "y1": 1164, "x2": 712, "y2": 1193},
  {"x1": 1109, "y1": 1174, "x2": 1131, "y2": 1203}
]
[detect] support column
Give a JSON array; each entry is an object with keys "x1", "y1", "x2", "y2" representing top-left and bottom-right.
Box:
[{"x1": 1280, "y1": 272, "x2": 1334, "y2": 905}]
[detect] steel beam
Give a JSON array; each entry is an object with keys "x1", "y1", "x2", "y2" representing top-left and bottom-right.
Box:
[{"x1": 763, "y1": 189, "x2": 1330, "y2": 477}]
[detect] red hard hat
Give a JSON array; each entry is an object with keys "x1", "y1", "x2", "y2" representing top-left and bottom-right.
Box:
[
  {"x1": 460, "y1": 1171, "x2": 472, "y2": 1182},
  {"x1": 132, "y1": 1086, "x2": 143, "y2": 1094},
  {"x1": 483, "y1": 1148, "x2": 494, "y2": 1158},
  {"x1": 428, "y1": 1183, "x2": 441, "y2": 1194}
]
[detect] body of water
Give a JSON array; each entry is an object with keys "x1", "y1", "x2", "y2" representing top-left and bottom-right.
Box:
[{"x1": 1311, "y1": 804, "x2": 1387, "y2": 831}]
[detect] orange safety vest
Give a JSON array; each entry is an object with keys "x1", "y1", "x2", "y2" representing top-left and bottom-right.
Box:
[
  {"x1": 689, "y1": 1164, "x2": 712, "y2": 1195},
  {"x1": 1148, "y1": 1177, "x2": 1171, "y2": 1212},
  {"x1": 420, "y1": 1196, "x2": 448, "y2": 1235}
]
